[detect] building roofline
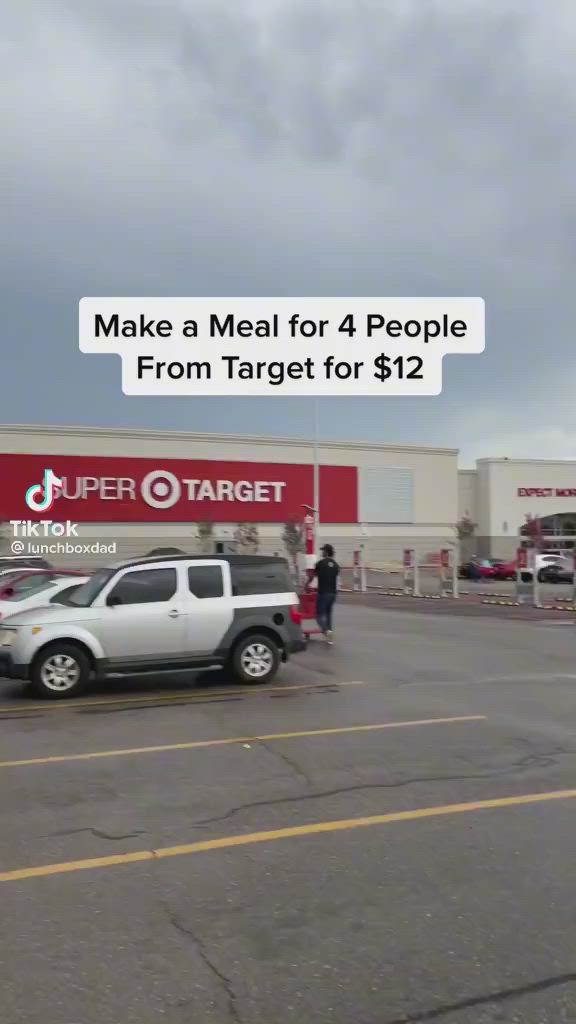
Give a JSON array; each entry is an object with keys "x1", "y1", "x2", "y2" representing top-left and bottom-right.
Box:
[
  {"x1": 476, "y1": 457, "x2": 576, "y2": 466},
  {"x1": 0, "y1": 423, "x2": 459, "y2": 457}
]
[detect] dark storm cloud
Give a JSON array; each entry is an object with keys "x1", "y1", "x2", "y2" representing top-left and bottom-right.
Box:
[{"x1": 3, "y1": 0, "x2": 576, "y2": 459}]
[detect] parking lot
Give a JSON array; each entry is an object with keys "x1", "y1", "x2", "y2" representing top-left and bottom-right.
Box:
[{"x1": 2, "y1": 601, "x2": 576, "y2": 1023}]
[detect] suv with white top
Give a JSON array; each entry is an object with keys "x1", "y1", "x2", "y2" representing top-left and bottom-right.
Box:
[{"x1": 0, "y1": 554, "x2": 305, "y2": 699}]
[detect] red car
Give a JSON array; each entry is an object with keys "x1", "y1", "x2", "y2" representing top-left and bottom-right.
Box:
[
  {"x1": 459, "y1": 559, "x2": 498, "y2": 579},
  {"x1": 0, "y1": 569, "x2": 86, "y2": 601},
  {"x1": 491, "y1": 560, "x2": 518, "y2": 581}
]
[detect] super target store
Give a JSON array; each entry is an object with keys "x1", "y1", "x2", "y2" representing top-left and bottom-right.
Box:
[
  {"x1": 0, "y1": 425, "x2": 458, "y2": 568},
  {"x1": 1, "y1": 425, "x2": 575, "y2": 567}
]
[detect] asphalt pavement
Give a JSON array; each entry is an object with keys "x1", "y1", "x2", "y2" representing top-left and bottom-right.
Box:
[{"x1": 1, "y1": 603, "x2": 576, "y2": 1023}]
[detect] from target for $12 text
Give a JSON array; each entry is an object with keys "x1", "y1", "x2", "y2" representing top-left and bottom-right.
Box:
[{"x1": 79, "y1": 297, "x2": 485, "y2": 396}]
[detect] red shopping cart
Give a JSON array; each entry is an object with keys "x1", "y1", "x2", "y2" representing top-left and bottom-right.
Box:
[{"x1": 298, "y1": 589, "x2": 322, "y2": 639}]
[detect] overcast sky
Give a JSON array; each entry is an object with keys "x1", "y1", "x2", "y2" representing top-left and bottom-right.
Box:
[{"x1": 4, "y1": 0, "x2": 575, "y2": 467}]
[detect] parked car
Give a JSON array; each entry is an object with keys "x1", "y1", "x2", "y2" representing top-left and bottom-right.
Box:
[
  {"x1": 0, "y1": 569, "x2": 86, "y2": 601},
  {"x1": 518, "y1": 554, "x2": 569, "y2": 582},
  {"x1": 459, "y1": 559, "x2": 498, "y2": 580},
  {"x1": 491, "y1": 560, "x2": 518, "y2": 581},
  {"x1": 0, "y1": 567, "x2": 48, "y2": 581},
  {"x1": 0, "y1": 556, "x2": 52, "y2": 571},
  {"x1": 536, "y1": 552, "x2": 566, "y2": 568},
  {"x1": 537, "y1": 560, "x2": 574, "y2": 585},
  {"x1": 490, "y1": 553, "x2": 571, "y2": 583},
  {"x1": 0, "y1": 576, "x2": 89, "y2": 620},
  {"x1": 0, "y1": 554, "x2": 306, "y2": 699}
]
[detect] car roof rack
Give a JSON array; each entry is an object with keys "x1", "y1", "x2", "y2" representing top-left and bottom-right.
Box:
[{"x1": 110, "y1": 553, "x2": 289, "y2": 570}]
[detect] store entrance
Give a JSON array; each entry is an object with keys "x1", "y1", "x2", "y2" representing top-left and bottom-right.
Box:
[{"x1": 520, "y1": 512, "x2": 576, "y2": 551}]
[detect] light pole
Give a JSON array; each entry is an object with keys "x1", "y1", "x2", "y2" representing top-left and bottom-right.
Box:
[
  {"x1": 300, "y1": 398, "x2": 320, "y2": 586},
  {"x1": 301, "y1": 503, "x2": 317, "y2": 584},
  {"x1": 313, "y1": 396, "x2": 320, "y2": 549}
]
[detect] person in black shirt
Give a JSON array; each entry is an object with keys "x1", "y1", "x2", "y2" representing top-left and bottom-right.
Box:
[{"x1": 311, "y1": 544, "x2": 340, "y2": 644}]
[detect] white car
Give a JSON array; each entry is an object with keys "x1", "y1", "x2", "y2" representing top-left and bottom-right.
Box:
[
  {"x1": 0, "y1": 554, "x2": 305, "y2": 698},
  {"x1": 0, "y1": 558, "x2": 51, "y2": 573},
  {"x1": 535, "y1": 551, "x2": 565, "y2": 569},
  {"x1": 520, "y1": 553, "x2": 569, "y2": 582},
  {"x1": 0, "y1": 576, "x2": 89, "y2": 621}
]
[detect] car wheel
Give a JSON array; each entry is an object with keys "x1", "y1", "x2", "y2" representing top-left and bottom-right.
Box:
[
  {"x1": 231, "y1": 634, "x2": 280, "y2": 685},
  {"x1": 30, "y1": 643, "x2": 91, "y2": 699},
  {"x1": 537, "y1": 569, "x2": 548, "y2": 583}
]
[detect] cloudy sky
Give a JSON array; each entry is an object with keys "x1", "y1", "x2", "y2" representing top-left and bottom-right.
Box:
[{"x1": 4, "y1": 0, "x2": 575, "y2": 466}]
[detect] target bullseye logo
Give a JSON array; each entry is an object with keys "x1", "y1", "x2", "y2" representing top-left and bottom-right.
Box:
[{"x1": 140, "y1": 470, "x2": 181, "y2": 509}]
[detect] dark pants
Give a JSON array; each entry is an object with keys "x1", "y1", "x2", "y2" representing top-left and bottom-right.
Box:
[{"x1": 316, "y1": 592, "x2": 336, "y2": 632}]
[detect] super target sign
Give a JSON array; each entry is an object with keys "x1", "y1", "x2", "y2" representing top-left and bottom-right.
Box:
[{"x1": 0, "y1": 454, "x2": 358, "y2": 523}]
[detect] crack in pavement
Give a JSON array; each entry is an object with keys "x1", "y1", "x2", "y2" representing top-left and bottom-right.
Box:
[
  {"x1": 152, "y1": 879, "x2": 243, "y2": 1024},
  {"x1": 45, "y1": 827, "x2": 146, "y2": 841},
  {"x1": 257, "y1": 739, "x2": 313, "y2": 788},
  {"x1": 384, "y1": 972, "x2": 576, "y2": 1022},
  {"x1": 190, "y1": 748, "x2": 571, "y2": 829}
]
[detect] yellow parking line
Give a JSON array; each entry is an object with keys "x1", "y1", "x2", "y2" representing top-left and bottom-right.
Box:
[
  {"x1": 1, "y1": 786, "x2": 574, "y2": 883},
  {"x1": 0, "y1": 680, "x2": 365, "y2": 715},
  {"x1": 0, "y1": 715, "x2": 486, "y2": 769}
]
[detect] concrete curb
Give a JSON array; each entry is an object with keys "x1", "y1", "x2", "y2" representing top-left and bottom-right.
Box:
[
  {"x1": 376, "y1": 592, "x2": 576, "y2": 612},
  {"x1": 481, "y1": 599, "x2": 521, "y2": 607},
  {"x1": 541, "y1": 605, "x2": 576, "y2": 612},
  {"x1": 481, "y1": 599, "x2": 576, "y2": 612}
]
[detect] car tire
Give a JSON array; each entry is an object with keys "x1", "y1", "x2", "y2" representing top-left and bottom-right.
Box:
[
  {"x1": 231, "y1": 633, "x2": 280, "y2": 686},
  {"x1": 537, "y1": 569, "x2": 548, "y2": 583},
  {"x1": 30, "y1": 643, "x2": 91, "y2": 699}
]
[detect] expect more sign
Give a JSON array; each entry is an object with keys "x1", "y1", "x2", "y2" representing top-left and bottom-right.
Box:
[{"x1": 517, "y1": 488, "x2": 576, "y2": 498}]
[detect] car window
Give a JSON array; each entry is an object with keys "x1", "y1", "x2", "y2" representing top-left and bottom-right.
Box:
[
  {"x1": 67, "y1": 568, "x2": 116, "y2": 606},
  {"x1": 50, "y1": 583, "x2": 82, "y2": 604},
  {"x1": 188, "y1": 565, "x2": 224, "y2": 599},
  {"x1": 230, "y1": 562, "x2": 292, "y2": 596},
  {"x1": 107, "y1": 567, "x2": 177, "y2": 605}
]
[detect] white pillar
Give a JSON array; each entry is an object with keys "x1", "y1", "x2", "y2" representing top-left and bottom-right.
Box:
[{"x1": 360, "y1": 546, "x2": 367, "y2": 593}]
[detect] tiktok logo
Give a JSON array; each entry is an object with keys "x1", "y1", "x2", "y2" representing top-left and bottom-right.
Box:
[{"x1": 25, "y1": 469, "x2": 63, "y2": 513}]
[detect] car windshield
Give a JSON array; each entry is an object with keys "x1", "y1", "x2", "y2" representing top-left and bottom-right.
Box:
[
  {"x1": 3, "y1": 578, "x2": 56, "y2": 601},
  {"x1": 66, "y1": 568, "x2": 115, "y2": 607}
]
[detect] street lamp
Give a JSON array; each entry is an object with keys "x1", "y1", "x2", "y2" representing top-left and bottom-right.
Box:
[
  {"x1": 300, "y1": 398, "x2": 320, "y2": 585},
  {"x1": 301, "y1": 502, "x2": 317, "y2": 583},
  {"x1": 313, "y1": 396, "x2": 319, "y2": 548}
]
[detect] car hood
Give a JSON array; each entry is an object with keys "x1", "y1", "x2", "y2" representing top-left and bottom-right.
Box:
[{"x1": 1, "y1": 604, "x2": 99, "y2": 627}]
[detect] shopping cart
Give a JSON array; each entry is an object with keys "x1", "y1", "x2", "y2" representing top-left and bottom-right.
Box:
[{"x1": 298, "y1": 589, "x2": 322, "y2": 639}]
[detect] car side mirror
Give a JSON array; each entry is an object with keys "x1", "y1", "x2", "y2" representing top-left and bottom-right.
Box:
[
  {"x1": 106, "y1": 594, "x2": 122, "y2": 607},
  {"x1": 3, "y1": 587, "x2": 14, "y2": 598}
]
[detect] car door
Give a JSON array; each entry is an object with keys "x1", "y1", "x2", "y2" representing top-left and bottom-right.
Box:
[
  {"x1": 183, "y1": 560, "x2": 234, "y2": 657},
  {"x1": 92, "y1": 563, "x2": 186, "y2": 663}
]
